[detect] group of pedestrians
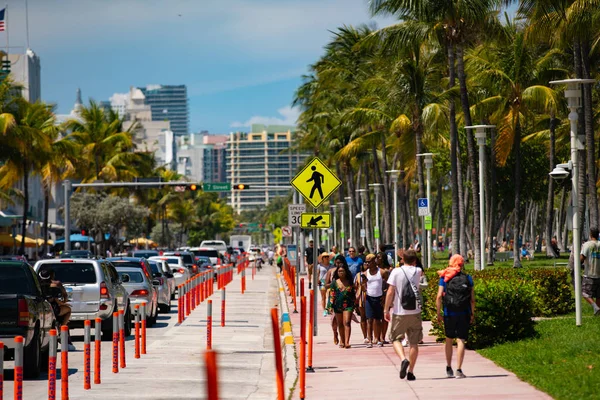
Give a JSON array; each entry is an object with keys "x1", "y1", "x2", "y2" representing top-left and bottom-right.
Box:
[{"x1": 309, "y1": 243, "x2": 476, "y2": 381}]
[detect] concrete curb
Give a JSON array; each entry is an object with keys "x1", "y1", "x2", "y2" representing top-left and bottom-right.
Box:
[{"x1": 276, "y1": 272, "x2": 298, "y2": 400}]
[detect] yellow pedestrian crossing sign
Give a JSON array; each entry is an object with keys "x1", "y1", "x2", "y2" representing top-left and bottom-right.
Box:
[
  {"x1": 290, "y1": 157, "x2": 342, "y2": 208},
  {"x1": 301, "y1": 213, "x2": 331, "y2": 229}
]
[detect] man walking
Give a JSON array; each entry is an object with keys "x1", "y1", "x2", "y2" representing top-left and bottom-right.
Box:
[
  {"x1": 384, "y1": 250, "x2": 422, "y2": 381},
  {"x1": 346, "y1": 247, "x2": 364, "y2": 281},
  {"x1": 305, "y1": 239, "x2": 315, "y2": 289},
  {"x1": 436, "y1": 254, "x2": 475, "y2": 378},
  {"x1": 580, "y1": 227, "x2": 600, "y2": 316}
]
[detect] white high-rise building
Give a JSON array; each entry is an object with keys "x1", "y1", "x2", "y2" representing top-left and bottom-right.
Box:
[{"x1": 8, "y1": 49, "x2": 41, "y2": 102}]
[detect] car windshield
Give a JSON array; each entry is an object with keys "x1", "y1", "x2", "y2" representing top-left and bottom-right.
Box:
[
  {"x1": 131, "y1": 251, "x2": 158, "y2": 258},
  {"x1": 0, "y1": 265, "x2": 36, "y2": 295},
  {"x1": 39, "y1": 263, "x2": 97, "y2": 284},
  {"x1": 149, "y1": 262, "x2": 161, "y2": 274},
  {"x1": 117, "y1": 271, "x2": 144, "y2": 283},
  {"x1": 191, "y1": 250, "x2": 219, "y2": 258},
  {"x1": 161, "y1": 258, "x2": 180, "y2": 265},
  {"x1": 110, "y1": 261, "x2": 144, "y2": 269}
]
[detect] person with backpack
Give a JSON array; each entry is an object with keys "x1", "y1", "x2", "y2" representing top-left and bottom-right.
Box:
[
  {"x1": 384, "y1": 249, "x2": 422, "y2": 381},
  {"x1": 436, "y1": 254, "x2": 475, "y2": 379}
]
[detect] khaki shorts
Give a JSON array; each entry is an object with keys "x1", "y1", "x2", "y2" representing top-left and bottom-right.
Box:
[{"x1": 391, "y1": 314, "x2": 423, "y2": 345}]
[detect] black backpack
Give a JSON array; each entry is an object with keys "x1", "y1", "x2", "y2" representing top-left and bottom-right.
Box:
[
  {"x1": 399, "y1": 268, "x2": 420, "y2": 310},
  {"x1": 444, "y1": 273, "x2": 472, "y2": 312}
]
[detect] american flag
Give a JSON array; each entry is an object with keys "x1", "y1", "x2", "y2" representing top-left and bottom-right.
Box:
[{"x1": 0, "y1": 8, "x2": 5, "y2": 32}]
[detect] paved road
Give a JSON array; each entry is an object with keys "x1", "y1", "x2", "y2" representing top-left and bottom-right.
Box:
[{"x1": 2, "y1": 265, "x2": 278, "y2": 400}]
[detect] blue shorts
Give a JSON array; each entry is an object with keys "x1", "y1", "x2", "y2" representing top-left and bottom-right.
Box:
[{"x1": 365, "y1": 295, "x2": 383, "y2": 320}]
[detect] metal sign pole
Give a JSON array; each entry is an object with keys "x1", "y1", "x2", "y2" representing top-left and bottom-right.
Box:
[{"x1": 312, "y1": 207, "x2": 318, "y2": 336}]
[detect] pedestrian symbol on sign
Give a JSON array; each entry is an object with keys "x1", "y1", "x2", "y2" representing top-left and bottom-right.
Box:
[{"x1": 307, "y1": 166, "x2": 325, "y2": 200}]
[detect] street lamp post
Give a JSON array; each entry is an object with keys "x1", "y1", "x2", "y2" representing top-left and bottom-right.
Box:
[
  {"x1": 416, "y1": 154, "x2": 435, "y2": 269},
  {"x1": 464, "y1": 126, "x2": 495, "y2": 271},
  {"x1": 331, "y1": 204, "x2": 337, "y2": 250},
  {"x1": 550, "y1": 78, "x2": 595, "y2": 327},
  {"x1": 386, "y1": 170, "x2": 400, "y2": 266},
  {"x1": 345, "y1": 196, "x2": 353, "y2": 248},
  {"x1": 368, "y1": 184, "x2": 383, "y2": 251},
  {"x1": 356, "y1": 189, "x2": 367, "y2": 247},
  {"x1": 338, "y1": 202, "x2": 346, "y2": 251}
]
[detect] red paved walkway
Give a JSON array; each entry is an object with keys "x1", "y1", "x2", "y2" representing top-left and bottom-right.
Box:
[{"x1": 290, "y1": 280, "x2": 552, "y2": 400}]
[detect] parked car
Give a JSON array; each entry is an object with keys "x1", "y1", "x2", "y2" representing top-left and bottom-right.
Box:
[
  {"x1": 162, "y1": 251, "x2": 197, "y2": 275},
  {"x1": 128, "y1": 250, "x2": 159, "y2": 259},
  {"x1": 190, "y1": 247, "x2": 220, "y2": 266},
  {"x1": 0, "y1": 261, "x2": 56, "y2": 379},
  {"x1": 106, "y1": 257, "x2": 158, "y2": 325},
  {"x1": 196, "y1": 256, "x2": 212, "y2": 270},
  {"x1": 0, "y1": 255, "x2": 28, "y2": 262},
  {"x1": 114, "y1": 267, "x2": 158, "y2": 326},
  {"x1": 149, "y1": 260, "x2": 171, "y2": 313},
  {"x1": 152, "y1": 258, "x2": 176, "y2": 300},
  {"x1": 33, "y1": 258, "x2": 130, "y2": 340},
  {"x1": 59, "y1": 250, "x2": 94, "y2": 259},
  {"x1": 199, "y1": 240, "x2": 227, "y2": 254},
  {"x1": 148, "y1": 256, "x2": 190, "y2": 288}
]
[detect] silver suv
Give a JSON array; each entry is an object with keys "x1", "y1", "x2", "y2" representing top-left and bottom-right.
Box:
[{"x1": 34, "y1": 259, "x2": 131, "y2": 339}]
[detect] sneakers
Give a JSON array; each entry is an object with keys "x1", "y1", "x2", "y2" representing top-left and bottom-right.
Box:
[
  {"x1": 399, "y1": 359, "x2": 410, "y2": 379},
  {"x1": 407, "y1": 372, "x2": 416, "y2": 381},
  {"x1": 377, "y1": 341, "x2": 384, "y2": 347},
  {"x1": 366, "y1": 342, "x2": 373, "y2": 348},
  {"x1": 446, "y1": 366, "x2": 454, "y2": 378},
  {"x1": 323, "y1": 310, "x2": 328, "y2": 317},
  {"x1": 455, "y1": 369, "x2": 466, "y2": 379},
  {"x1": 363, "y1": 338, "x2": 370, "y2": 344},
  {"x1": 594, "y1": 307, "x2": 600, "y2": 316}
]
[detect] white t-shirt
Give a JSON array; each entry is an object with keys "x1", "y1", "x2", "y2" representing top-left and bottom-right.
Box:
[
  {"x1": 581, "y1": 239, "x2": 600, "y2": 278},
  {"x1": 366, "y1": 269, "x2": 383, "y2": 297},
  {"x1": 387, "y1": 265, "x2": 422, "y2": 315}
]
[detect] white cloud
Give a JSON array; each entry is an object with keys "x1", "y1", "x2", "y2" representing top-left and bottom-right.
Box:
[{"x1": 230, "y1": 105, "x2": 301, "y2": 128}]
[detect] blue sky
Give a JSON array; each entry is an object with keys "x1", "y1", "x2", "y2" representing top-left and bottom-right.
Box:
[{"x1": 7, "y1": 0, "x2": 395, "y2": 134}]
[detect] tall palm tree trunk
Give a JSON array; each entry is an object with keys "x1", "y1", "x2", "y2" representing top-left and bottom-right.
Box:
[
  {"x1": 581, "y1": 40, "x2": 598, "y2": 228},
  {"x1": 19, "y1": 164, "x2": 29, "y2": 255},
  {"x1": 447, "y1": 43, "x2": 461, "y2": 257},
  {"x1": 43, "y1": 185, "x2": 50, "y2": 256},
  {"x1": 574, "y1": 40, "x2": 586, "y2": 238},
  {"x1": 513, "y1": 121, "x2": 523, "y2": 268},
  {"x1": 546, "y1": 116, "x2": 557, "y2": 257},
  {"x1": 381, "y1": 135, "x2": 392, "y2": 246},
  {"x1": 457, "y1": 44, "x2": 481, "y2": 268},
  {"x1": 486, "y1": 128, "x2": 497, "y2": 265},
  {"x1": 414, "y1": 115, "x2": 427, "y2": 264}
]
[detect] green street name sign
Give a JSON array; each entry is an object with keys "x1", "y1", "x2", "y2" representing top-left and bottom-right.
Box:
[
  {"x1": 424, "y1": 215, "x2": 432, "y2": 230},
  {"x1": 203, "y1": 182, "x2": 231, "y2": 192},
  {"x1": 374, "y1": 227, "x2": 380, "y2": 239}
]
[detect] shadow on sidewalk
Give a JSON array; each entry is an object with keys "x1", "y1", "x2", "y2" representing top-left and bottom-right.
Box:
[{"x1": 424, "y1": 374, "x2": 509, "y2": 381}]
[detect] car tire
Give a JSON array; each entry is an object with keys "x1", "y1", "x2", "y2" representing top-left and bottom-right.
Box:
[
  {"x1": 159, "y1": 303, "x2": 171, "y2": 314},
  {"x1": 148, "y1": 303, "x2": 158, "y2": 326},
  {"x1": 124, "y1": 306, "x2": 132, "y2": 337},
  {"x1": 24, "y1": 329, "x2": 41, "y2": 379},
  {"x1": 101, "y1": 308, "x2": 116, "y2": 341}
]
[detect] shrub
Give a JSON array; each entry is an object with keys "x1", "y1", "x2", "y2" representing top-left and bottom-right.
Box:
[{"x1": 420, "y1": 267, "x2": 573, "y2": 349}]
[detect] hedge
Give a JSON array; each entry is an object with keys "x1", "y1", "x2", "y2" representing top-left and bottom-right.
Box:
[{"x1": 421, "y1": 267, "x2": 574, "y2": 349}]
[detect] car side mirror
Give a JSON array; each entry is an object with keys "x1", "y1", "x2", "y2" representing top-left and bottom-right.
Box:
[
  {"x1": 152, "y1": 279, "x2": 161, "y2": 286},
  {"x1": 121, "y1": 274, "x2": 130, "y2": 283}
]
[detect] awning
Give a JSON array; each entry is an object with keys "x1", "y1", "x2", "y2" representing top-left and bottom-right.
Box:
[
  {"x1": 0, "y1": 233, "x2": 37, "y2": 248},
  {"x1": 35, "y1": 238, "x2": 54, "y2": 246},
  {"x1": 129, "y1": 238, "x2": 157, "y2": 248},
  {"x1": 54, "y1": 234, "x2": 95, "y2": 244}
]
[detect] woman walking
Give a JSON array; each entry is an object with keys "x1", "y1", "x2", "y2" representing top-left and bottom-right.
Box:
[
  {"x1": 364, "y1": 254, "x2": 384, "y2": 347},
  {"x1": 376, "y1": 252, "x2": 392, "y2": 343},
  {"x1": 327, "y1": 255, "x2": 356, "y2": 348},
  {"x1": 318, "y1": 253, "x2": 331, "y2": 316}
]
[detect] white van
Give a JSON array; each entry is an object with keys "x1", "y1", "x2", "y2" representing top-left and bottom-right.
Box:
[{"x1": 199, "y1": 240, "x2": 227, "y2": 254}]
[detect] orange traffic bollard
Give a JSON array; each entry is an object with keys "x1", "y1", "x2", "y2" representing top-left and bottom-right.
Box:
[
  {"x1": 207, "y1": 300, "x2": 213, "y2": 350},
  {"x1": 60, "y1": 326, "x2": 69, "y2": 400},
  {"x1": 300, "y1": 277, "x2": 305, "y2": 297},
  {"x1": 178, "y1": 285, "x2": 184, "y2": 323},
  {"x1": 83, "y1": 320, "x2": 91, "y2": 390},
  {"x1": 221, "y1": 288, "x2": 226, "y2": 327},
  {"x1": 94, "y1": 318, "x2": 101, "y2": 384},
  {"x1": 112, "y1": 312, "x2": 119, "y2": 373},
  {"x1": 204, "y1": 350, "x2": 219, "y2": 400},
  {"x1": 307, "y1": 289, "x2": 315, "y2": 373},
  {"x1": 141, "y1": 302, "x2": 147, "y2": 355},
  {"x1": 14, "y1": 336, "x2": 24, "y2": 400},
  {"x1": 270, "y1": 308, "x2": 285, "y2": 400},
  {"x1": 134, "y1": 305, "x2": 140, "y2": 359},
  {"x1": 118, "y1": 310, "x2": 126, "y2": 369},
  {"x1": 300, "y1": 296, "x2": 306, "y2": 400},
  {"x1": 47, "y1": 330, "x2": 57, "y2": 399}
]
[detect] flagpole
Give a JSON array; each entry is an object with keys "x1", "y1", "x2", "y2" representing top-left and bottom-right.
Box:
[
  {"x1": 5, "y1": 4, "x2": 8, "y2": 62},
  {"x1": 25, "y1": 0, "x2": 29, "y2": 49}
]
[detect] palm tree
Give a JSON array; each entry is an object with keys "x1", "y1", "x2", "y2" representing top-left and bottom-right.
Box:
[
  {"x1": 466, "y1": 21, "x2": 559, "y2": 267},
  {"x1": 0, "y1": 99, "x2": 54, "y2": 254}
]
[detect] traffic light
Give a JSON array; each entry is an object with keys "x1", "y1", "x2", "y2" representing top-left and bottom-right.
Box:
[
  {"x1": 188, "y1": 183, "x2": 198, "y2": 191},
  {"x1": 233, "y1": 184, "x2": 250, "y2": 190},
  {"x1": 81, "y1": 229, "x2": 86, "y2": 236}
]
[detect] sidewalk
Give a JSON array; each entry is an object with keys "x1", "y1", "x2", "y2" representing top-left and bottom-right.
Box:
[{"x1": 289, "y1": 278, "x2": 552, "y2": 400}]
